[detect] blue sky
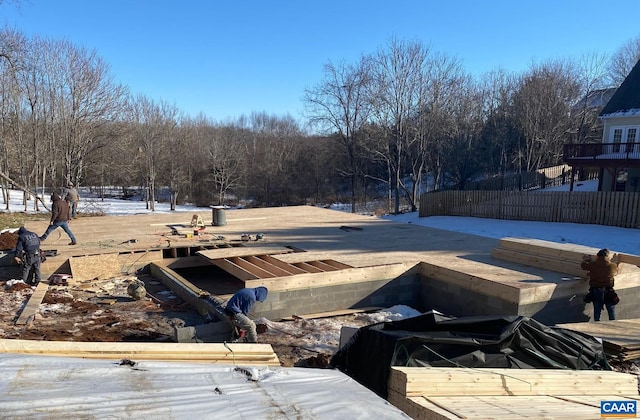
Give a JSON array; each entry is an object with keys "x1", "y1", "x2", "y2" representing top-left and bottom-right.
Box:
[{"x1": 2, "y1": 1, "x2": 639, "y2": 123}]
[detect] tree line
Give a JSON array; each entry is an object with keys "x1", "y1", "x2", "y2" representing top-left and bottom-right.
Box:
[{"x1": 1, "y1": 27, "x2": 639, "y2": 214}]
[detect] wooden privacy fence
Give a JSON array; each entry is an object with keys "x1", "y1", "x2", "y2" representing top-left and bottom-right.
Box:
[{"x1": 419, "y1": 190, "x2": 640, "y2": 228}]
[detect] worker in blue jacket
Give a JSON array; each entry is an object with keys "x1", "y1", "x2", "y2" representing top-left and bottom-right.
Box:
[
  {"x1": 14, "y1": 226, "x2": 41, "y2": 286},
  {"x1": 225, "y1": 286, "x2": 268, "y2": 343}
]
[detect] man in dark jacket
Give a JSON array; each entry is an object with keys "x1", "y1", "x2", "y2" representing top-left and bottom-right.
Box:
[
  {"x1": 40, "y1": 192, "x2": 77, "y2": 245},
  {"x1": 225, "y1": 286, "x2": 268, "y2": 343},
  {"x1": 581, "y1": 248, "x2": 618, "y2": 321},
  {"x1": 14, "y1": 226, "x2": 41, "y2": 285}
]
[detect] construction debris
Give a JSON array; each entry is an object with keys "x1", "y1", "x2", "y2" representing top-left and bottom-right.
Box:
[{"x1": 127, "y1": 279, "x2": 147, "y2": 300}]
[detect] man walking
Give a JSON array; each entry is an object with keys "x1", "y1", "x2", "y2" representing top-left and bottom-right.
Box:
[
  {"x1": 14, "y1": 226, "x2": 41, "y2": 286},
  {"x1": 64, "y1": 183, "x2": 80, "y2": 219},
  {"x1": 225, "y1": 286, "x2": 269, "y2": 343},
  {"x1": 40, "y1": 192, "x2": 77, "y2": 245}
]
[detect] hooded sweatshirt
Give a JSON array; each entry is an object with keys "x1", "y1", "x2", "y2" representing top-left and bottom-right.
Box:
[
  {"x1": 15, "y1": 227, "x2": 40, "y2": 255},
  {"x1": 50, "y1": 193, "x2": 71, "y2": 223},
  {"x1": 225, "y1": 287, "x2": 269, "y2": 315}
]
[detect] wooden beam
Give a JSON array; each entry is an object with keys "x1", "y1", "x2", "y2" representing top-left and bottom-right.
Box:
[
  {"x1": 229, "y1": 256, "x2": 278, "y2": 278},
  {"x1": 245, "y1": 255, "x2": 294, "y2": 277},
  {"x1": 14, "y1": 282, "x2": 48, "y2": 325},
  {"x1": 209, "y1": 258, "x2": 259, "y2": 281},
  {"x1": 292, "y1": 261, "x2": 323, "y2": 273},
  {"x1": 256, "y1": 255, "x2": 307, "y2": 275},
  {"x1": 197, "y1": 245, "x2": 294, "y2": 261},
  {"x1": 0, "y1": 338, "x2": 279, "y2": 365},
  {"x1": 389, "y1": 367, "x2": 639, "y2": 397}
]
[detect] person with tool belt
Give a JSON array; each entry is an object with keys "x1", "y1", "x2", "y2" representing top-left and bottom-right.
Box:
[
  {"x1": 581, "y1": 248, "x2": 618, "y2": 321},
  {"x1": 224, "y1": 287, "x2": 268, "y2": 343},
  {"x1": 14, "y1": 226, "x2": 42, "y2": 286}
]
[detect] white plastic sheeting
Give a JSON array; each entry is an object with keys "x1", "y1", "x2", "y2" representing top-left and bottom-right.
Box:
[{"x1": 0, "y1": 354, "x2": 410, "y2": 419}]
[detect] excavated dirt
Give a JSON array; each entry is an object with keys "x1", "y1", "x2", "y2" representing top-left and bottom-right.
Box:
[
  {"x1": 0, "y1": 231, "x2": 18, "y2": 251},
  {"x1": 0, "y1": 273, "x2": 371, "y2": 367}
]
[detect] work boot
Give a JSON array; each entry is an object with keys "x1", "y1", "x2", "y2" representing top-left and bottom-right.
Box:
[{"x1": 68, "y1": 241, "x2": 77, "y2": 245}]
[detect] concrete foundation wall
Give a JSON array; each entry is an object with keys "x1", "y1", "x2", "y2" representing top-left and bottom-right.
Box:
[
  {"x1": 252, "y1": 272, "x2": 422, "y2": 321},
  {"x1": 419, "y1": 276, "x2": 519, "y2": 317}
]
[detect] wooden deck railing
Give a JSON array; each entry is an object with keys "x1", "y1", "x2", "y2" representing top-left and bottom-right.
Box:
[{"x1": 563, "y1": 143, "x2": 640, "y2": 166}]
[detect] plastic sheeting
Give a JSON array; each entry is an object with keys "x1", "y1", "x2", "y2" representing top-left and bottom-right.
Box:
[
  {"x1": 0, "y1": 354, "x2": 410, "y2": 419},
  {"x1": 331, "y1": 313, "x2": 610, "y2": 398}
]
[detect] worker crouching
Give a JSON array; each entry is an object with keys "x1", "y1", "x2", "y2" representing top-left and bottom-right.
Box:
[{"x1": 225, "y1": 287, "x2": 268, "y2": 343}]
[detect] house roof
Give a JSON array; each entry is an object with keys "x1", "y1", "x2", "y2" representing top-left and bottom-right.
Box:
[
  {"x1": 600, "y1": 59, "x2": 640, "y2": 117},
  {"x1": 573, "y1": 87, "x2": 617, "y2": 111}
]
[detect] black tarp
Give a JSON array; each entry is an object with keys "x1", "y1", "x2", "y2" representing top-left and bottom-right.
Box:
[{"x1": 330, "y1": 313, "x2": 610, "y2": 398}]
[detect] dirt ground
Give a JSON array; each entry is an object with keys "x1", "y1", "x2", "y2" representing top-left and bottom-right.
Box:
[{"x1": 0, "y1": 273, "x2": 371, "y2": 367}]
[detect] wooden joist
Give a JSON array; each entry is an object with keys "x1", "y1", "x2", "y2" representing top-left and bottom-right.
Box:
[
  {"x1": 0, "y1": 339, "x2": 280, "y2": 366},
  {"x1": 388, "y1": 367, "x2": 640, "y2": 420}
]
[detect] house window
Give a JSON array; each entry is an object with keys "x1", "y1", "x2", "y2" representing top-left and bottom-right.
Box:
[
  {"x1": 626, "y1": 128, "x2": 637, "y2": 152},
  {"x1": 610, "y1": 126, "x2": 640, "y2": 153},
  {"x1": 612, "y1": 128, "x2": 622, "y2": 153}
]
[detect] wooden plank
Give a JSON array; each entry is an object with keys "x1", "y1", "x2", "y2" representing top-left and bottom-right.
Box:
[
  {"x1": 319, "y1": 259, "x2": 353, "y2": 270},
  {"x1": 556, "y1": 319, "x2": 640, "y2": 350},
  {"x1": 305, "y1": 260, "x2": 342, "y2": 272},
  {"x1": 292, "y1": 261, "x2": 324, "y2": 273},
  {"x1": 281, "y1": 306, "x2": 382, "y2": 321},
  {"x1": 229, "y1": 256, "x2": 278, "y2": 278},
  {"x1": 243, "y1": 262, "x2": 416, "y2": 292},
  {"x1": 245, "y1": 255, "x2": 294, "y2": 277},
  {"x1": 197, "y1": 245, "x2": 294, "y2": 260},
  {"x1": 256, "y1": 254, "x2": 307, "y2": 275},
  {"x1": 0, "y1": 339, "x2": 279, "y2": 365},
  {"x1": 14, "y1": 282, "x2": 49, "y2": 325},
  {"x1": 619, "y1": 253, "x2": 640, "y2": 267},
  {"x1": 491, "y1": 248, "x2": 585, "y2": 276},
  {"x1": 389, "y1": 367, "x2": 639, "y2": 398},
  {"x1": 209, "y1": 258, "x2": 260, "y2": 281}
]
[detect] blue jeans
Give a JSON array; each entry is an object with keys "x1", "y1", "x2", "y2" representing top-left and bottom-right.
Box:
[
  {"x1": 21, "y1": 252, "x2": 41, "y2": 285},
  {"x1": 592, "y1": 287, "x2": 616, "y2": 321},
  {"x1": 70, "y1": 201, "x2": 78, "y2": 218},
  {"x1": 41, "y1": 221, "x2": 77, "y2": 243}
]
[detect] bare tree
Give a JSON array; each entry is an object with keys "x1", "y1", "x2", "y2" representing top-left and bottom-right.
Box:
[
  {"x1": 207, "y1": 123, "x2": 247, "y2": 206},
  {"x1": 511, "y1": 59, "x2": 580, "y2": 171},
  {"x1": 571, "y1": 52, "x2": 610, "y2": 144},
  {"x1": 304, "y1": 58, "x2": 372, "y2": 213},
  {"x1": 127, "y1": 95, "x2": 178, "y2": 211},
  {"x1": 608, "y1": 35, "x2": 640, "y2": 86},
  {"x1": 368, "y1": 38, "x2": 431, "y2": 214}
]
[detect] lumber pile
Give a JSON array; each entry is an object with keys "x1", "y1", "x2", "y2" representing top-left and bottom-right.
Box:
[
  {"x1": 0, "y1": 339, "x2": 280, "y2": 366},
  {"x1": 388, "y1": 367, "x2": 639, "y2": 419},
  {"x1": 557, "y1": 319, "x2": 640, "y2": 362},
  {"x1": 492, "y1": 237, "x2": 640, "y2": 278}
]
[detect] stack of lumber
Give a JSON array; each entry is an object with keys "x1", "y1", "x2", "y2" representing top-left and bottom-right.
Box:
[
  {"x1": 492, "y1": 237, "x2": 640, "y2": 277},
  {"x1": 557, "y1": 319, "x2": 640, "y2": 362},
  {"x1": 0, "y1": 339, "x2": 280, "y2": 366},
  {"x1": 388, "y1": 367, "x2": 640, "y2": 419}
]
